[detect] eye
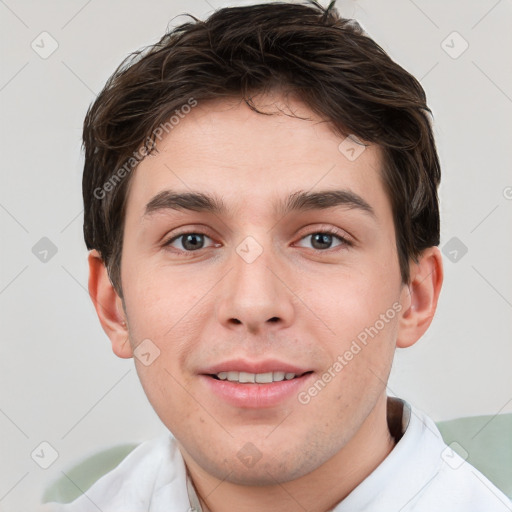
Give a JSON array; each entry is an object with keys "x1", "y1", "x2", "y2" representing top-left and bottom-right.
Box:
[
  {"x1": 296, "y1": 230, "x2": 351, "y2": 251},
  {"x1": 164, "y1": 232, "x2": 216, "y2": 252}
]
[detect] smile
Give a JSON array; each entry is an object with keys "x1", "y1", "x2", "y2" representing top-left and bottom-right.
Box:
[
  {"x1": 211, "y1": 371, "x2": 301, "y2": 383},
  {"x1": 201, "y1": 370, "x2": 314, "y2": 408}
]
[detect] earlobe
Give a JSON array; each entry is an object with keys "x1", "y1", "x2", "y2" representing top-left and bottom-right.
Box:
[
  {"x1": 87, "y1": 250, "x2": 133, "y2": 359},
  {"x1": 396, "y1": 247, "x2": 443, "y2": 349}
]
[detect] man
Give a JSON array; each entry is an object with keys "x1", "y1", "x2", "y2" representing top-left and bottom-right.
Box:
[{"x1": 42, "y1": 1, "x2": 511, "y2": 510}]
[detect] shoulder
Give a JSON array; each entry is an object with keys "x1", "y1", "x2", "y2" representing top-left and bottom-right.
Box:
[
  {"x1": 39, "y1": 433, "x2": 191, "y2": 512},
  {"x1": 418, "y1": 462, "x2": 512, "y2": 510},
  {"x1": 338, "y1": 400, "x2": 512, "y2": 511},
  {"x1": 401, "y1": 404, "x2": 511, "y2": 511}
]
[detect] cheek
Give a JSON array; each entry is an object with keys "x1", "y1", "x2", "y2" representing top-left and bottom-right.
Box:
[
  {"x1": 296, "y1": 261, "x2": 401, "y2": 396},
  {"x1": 300, "y1": 263, "x2": 399, "y2": 338},
  {"x1": 121, "y1": 263, "x2": 210, "y2": 395},
  {"x1": 123, "y1": 262, "x2": 202, "y2": 342}
]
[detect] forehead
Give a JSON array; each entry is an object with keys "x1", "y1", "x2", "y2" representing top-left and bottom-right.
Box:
[{"x1": 124, "y1": 95, "x2": 388, "y2": 222}]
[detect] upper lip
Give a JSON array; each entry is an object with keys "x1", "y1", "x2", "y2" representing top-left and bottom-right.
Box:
[{"x1": 200, "y1": 359, "x2": 311, "y2": 375}]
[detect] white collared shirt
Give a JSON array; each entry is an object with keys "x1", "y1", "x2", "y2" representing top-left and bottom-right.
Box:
[{"x1": 40, "y1": 398, "x2": 512, "y2": 511}]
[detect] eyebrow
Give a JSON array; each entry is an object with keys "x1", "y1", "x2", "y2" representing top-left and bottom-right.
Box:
[
  {"x1": 143, "y1": 189, "x2": 376, "y2": 219},
  {"x1": 144, "y1": 191, "x2": 227, "y2": 218},
  {"x1": 280, "y1": 189, "x2": 375, "y2": 218}
]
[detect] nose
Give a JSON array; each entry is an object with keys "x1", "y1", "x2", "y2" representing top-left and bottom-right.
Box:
[{"x1": 215, "y1": 240, "x2": 295, "y2": 335}]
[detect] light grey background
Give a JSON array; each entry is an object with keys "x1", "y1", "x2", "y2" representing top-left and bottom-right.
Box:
[{"x1": 1, "y1": 0, "x2": 511, "y2": 509}]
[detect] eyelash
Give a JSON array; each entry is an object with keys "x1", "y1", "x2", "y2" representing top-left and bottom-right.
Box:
[
  {"x1": 296, "y1": 227, "x2": 353, "y2": 250},
  {"x1": 162, "y1": 227, "x2": 353, "y2": 254}
]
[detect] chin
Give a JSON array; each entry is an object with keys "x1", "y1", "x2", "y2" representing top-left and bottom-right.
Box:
[{"x1": 201, "y1": 442, "x2": 329, "y2": 486}]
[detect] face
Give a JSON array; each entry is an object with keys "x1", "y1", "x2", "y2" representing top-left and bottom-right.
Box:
[{"x1": 118, "y1": 94, "x2": 405, "y2": 485}]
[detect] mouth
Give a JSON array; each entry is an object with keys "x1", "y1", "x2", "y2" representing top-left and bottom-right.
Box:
[
  {"x1": 209, "y1": 370, "x2": 312, "y2": 383},
  {"x1": 199, "y1": 361, "x2": 315, "y2": 408}
]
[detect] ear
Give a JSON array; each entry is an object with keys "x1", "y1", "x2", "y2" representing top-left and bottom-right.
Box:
[
  {"x1": 396, "y1": 246, "x2": 443, "y2": 348},
  {"x1": 87, "y1": 249, "x2": 133, "y2": 359}
]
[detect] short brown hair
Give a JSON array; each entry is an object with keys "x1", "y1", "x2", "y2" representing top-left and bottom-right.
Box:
[{"x1": 82, "y1": 0, "x2": 440, "y2": 298}]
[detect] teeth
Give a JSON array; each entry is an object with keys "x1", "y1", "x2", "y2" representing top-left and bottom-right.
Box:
[
  {"x1": 215, "y1": 371, "x2": 297, "y2": 383},
  {"x1": 239, "y1": 371, "x2": 255, "y2": 383},
  {"x1": 255, "y1": 372, "x2": 273, "y2": 383}
]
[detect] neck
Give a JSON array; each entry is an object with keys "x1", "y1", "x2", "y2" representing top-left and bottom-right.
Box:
[{"x1": 183, "y1": 394, "x2": 396, "y2": 512}]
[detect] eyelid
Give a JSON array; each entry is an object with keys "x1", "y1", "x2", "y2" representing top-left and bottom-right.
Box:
[
  {"x1": 295, "y1": 224, "x2": 354, "y2": 245},
  {"x1": 295, "y1": 232, "x2": 352, "y2": 252},
  {"x1": 163, "y1": 228, "x2": 218, "y2": 252}
]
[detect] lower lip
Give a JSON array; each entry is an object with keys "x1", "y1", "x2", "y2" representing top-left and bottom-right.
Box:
[{"x1": 200, "y1": 373, "x2": 313, "y2": 409}]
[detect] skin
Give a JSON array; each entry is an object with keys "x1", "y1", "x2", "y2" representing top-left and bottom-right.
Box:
[{"x1": 88, "y1": 93, "x2": 443, "y2": 512}]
